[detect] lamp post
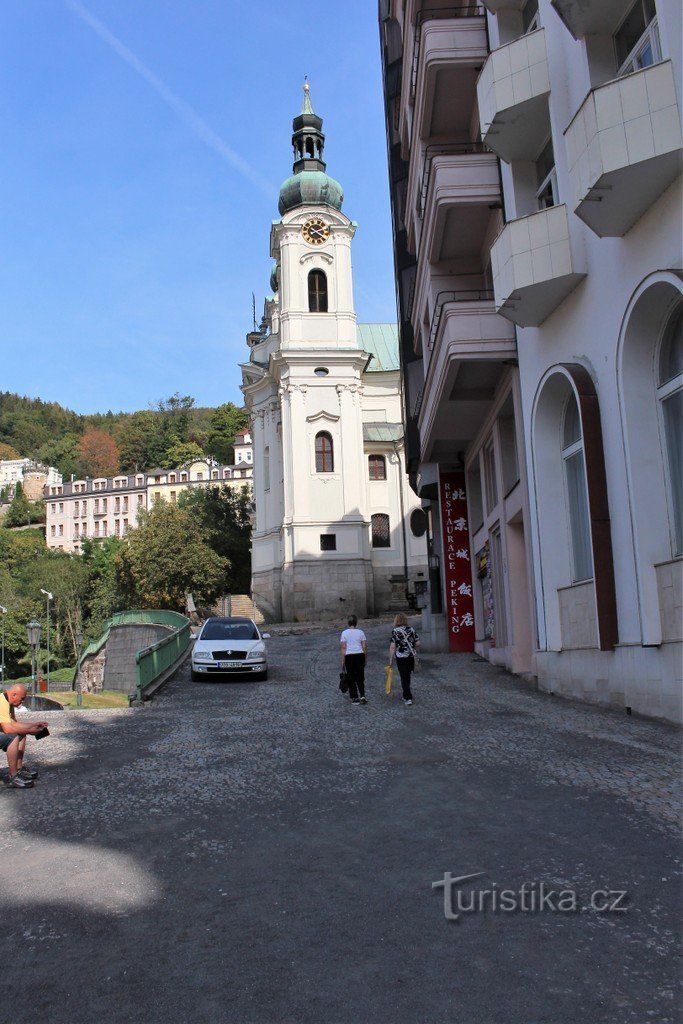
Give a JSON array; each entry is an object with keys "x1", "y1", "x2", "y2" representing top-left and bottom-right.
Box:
[
  {"x1": 26, "y1": 619, "x2": 41, "y2": 699},
  {"x1": 40, "y1": 589, "x2": 53, "y2": 692},
  {"x1": 0, "y1": 605, "x2": 6, "y2": 686},
  {"x1": 75, "y1": 626, "x2": 84, "y2": 708}
]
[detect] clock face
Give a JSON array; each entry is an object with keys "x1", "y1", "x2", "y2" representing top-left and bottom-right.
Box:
[{"x1": 302, "y1": 217, "x2": 330, "y2": 246}]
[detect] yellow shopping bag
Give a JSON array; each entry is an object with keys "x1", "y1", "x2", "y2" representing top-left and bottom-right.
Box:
[{"x1": 384, "y1": 664, "x2": 393, "y2": 695}]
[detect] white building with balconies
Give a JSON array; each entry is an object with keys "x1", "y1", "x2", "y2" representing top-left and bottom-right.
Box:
[{"x1": 381, "y1": 0, "x2": 682, "y2": 722}]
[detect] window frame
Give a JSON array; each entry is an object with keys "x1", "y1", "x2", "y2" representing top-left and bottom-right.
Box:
[
  {"x1": 561, "y1": 393, "x2": 594, "y2": 583},
  {"x1": 655, "y1": 300, "x2": 683, "y2": 556},
  {"x1": 308, "y1": 269, "x2": 329, "y2": 313},
  {"x1": 371, "y1": 513, "x2": 391, "y2": 549},
  {"x1": 315, "y1": 431, "x2": 334, "y2": 474},
  {"x1": 368, "y1": 454, "x2": 387, "y2": 481},
  {"x1": 615, "y1": 1, "x2": 661, "y2": 77}
]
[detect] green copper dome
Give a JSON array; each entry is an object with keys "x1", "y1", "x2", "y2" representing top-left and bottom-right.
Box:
[
  {"x1": 278, "y1": 81, "x2": 344, "y2": 216},
  {"x1": 278, "y1": 170, "x2": 343, "y2": 215}
]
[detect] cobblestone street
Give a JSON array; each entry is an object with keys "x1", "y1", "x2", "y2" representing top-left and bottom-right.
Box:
[{"x1": 1, "y1": 620, "x2": 680, "y2": 1024}]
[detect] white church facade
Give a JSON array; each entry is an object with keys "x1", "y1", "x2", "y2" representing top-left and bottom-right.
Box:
[{"x1": 241, "y1": 84, "x2": 428, "y2": 623}]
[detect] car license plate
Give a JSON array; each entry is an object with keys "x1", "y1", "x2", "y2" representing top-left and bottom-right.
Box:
[{"x1": 218, "y1": 661, "x2": 241, "y2": 668}]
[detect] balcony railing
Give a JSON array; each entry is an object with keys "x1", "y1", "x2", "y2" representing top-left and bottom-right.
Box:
[
  {"x1": 428, "y1": 287, "x2": 495, "y2": 352},
  {"x1": 419, "y1": 141, "x2": 490, "y2": 217},
  {"x1": 564, "y1": 60, "x2": 683, "y2": 237},
  {"x1": 410, "y1": 4, "x2": 485, "y2": 95}
]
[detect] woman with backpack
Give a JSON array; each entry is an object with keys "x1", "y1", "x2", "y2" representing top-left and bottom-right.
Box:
[{"x1": 389, "y1": 613, "x2": 420, "y2": 706}]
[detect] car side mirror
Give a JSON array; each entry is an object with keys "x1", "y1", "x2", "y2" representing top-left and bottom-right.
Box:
[{"x1": 261, "y1": 633, "x2": 271, "y2": 640}]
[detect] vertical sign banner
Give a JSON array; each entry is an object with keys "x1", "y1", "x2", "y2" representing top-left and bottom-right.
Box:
[{"x1": 439, "y1": 471, "x2": 475, "y2": 653}]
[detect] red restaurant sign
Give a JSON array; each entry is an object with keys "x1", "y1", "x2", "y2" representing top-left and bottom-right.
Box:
[{"x1": 439, "y1": 470, "x2": 475, "y2": 653}]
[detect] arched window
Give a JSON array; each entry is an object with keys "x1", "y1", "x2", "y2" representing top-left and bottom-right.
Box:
[
  {"x1": 657, "y1": 299, "x2": 683, "y2": 555},
  {"x1": 562, "y1": 392, "x2": 592, "y2": 582},
  {"x1": 371, "y1": 513, "x2": 391, "y2": 548},
  {"x1": 315, "y1": 432, "x2": 334, "y2": 473},
  {"x1": 368, "y1": 455, "x2": 386, "y2": 480},
  {"x1": 308, "y1": 270, "x2": 328, "y2": 313}
]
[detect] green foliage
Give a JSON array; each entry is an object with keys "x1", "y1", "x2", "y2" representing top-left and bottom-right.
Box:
[
  {"x1": 116, "y1": 501, "x2": 228, "y2": 611},
  {"x1": 205, "y1": 403, "x2": 249, "y2": 465},
  {"x1": 162, "y1": 440, "x2": 205, "y2": 469},
  {"x1": 0, "y1": 442, "x2": 22, "y2": 460},
  {"x1": 179, "y1": 484, "x2": 252, "y2": 594},
  {"x1": 0, "y1": 391, "x2": 247, "y2": 477},
  {"x1": 3, "y1": 485, "x2": 45, "y2": 527}
]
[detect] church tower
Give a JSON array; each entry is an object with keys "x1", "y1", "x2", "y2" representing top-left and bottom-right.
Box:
[
  {"x1": 243, "y1": 83, "x2": 374, "y2": 621},
  {"x1": 242, "y1": 84, "x2": 428, "y2": 622}
]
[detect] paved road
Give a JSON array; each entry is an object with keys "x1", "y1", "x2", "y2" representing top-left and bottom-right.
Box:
[{"x1": 1, "y1": 621, "x2": 681, "y2": 1024}]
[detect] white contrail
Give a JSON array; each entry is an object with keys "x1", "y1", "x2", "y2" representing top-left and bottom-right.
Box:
[{"x1": 65, "y1": 0, "x2": 278, "y2": 202}]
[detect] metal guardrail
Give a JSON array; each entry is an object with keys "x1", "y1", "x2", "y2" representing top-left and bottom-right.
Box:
[
  {"x1": 135, "y1": 615, "x2": 191, "y2": 704},
  {"x1": 79, "y1": 609, "x2": 191, "y2": 704},
  {"x1": 419, "y1": 141, "x2": 490, "y2": 218},
  {"x1": 427, "y1": 288, "x2": 495, "y2": 352},
  {"x1": 410, "y1": 4, "x2": 486, "y2": 95}
]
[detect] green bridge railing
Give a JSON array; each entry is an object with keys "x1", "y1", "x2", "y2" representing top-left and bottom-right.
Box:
[{"x1": 80, "y1": 610, "x2": 191, "y2": 702}]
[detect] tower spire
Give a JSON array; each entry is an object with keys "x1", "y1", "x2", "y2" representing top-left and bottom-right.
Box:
[{"x1": 291, "y1": 78, "x2": 326, "y2": 174}]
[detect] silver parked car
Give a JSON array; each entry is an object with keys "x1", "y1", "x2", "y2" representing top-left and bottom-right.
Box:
[{"x1": 191, "y1": 616, "x2": 270, "y2": 681}]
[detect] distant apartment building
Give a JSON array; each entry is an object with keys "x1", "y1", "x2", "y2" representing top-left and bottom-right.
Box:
[
  {"x1": 379, "y1": 0, "x2": 682, "y2": 722},
  {"x1": 0, "y1": 458, "x2": 62, "y2": 501},
  {"x1": 45, "y1": 437, "x2": 253, "y2": 553}
]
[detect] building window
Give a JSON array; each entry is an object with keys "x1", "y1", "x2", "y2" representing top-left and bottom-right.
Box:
[
  {"x1": 123, "y1": 498, "x2": 128, "y2": 512},
  {"x1": 371, "y1": 513, "x2": 391, "y2": 548},
  {"x1": 196, "y1": 473, "x2": 203, "y2": 481},
  {"x1": 615, "y1": 0, "x2": 660, "y2": 76},
  {"x1": 315, "y1": 431, "x2": 334, "y2": 473},
  {"x1": 74, "y1": 524, "x2": 79, "y2": 538},
  {"x1": 181, "y1": 472, "x2": 188, "y2": 482},
  {"x1": 368, "y1": 455, "x2": 387, "y2": 480},
  {"x1": 170, "y1": 491, "x2": 177, "y2": 504},
  {"x1": 102, "y1": 521, "x2": 108, "y2": 537},
  {"x1": 154, "y1": 491, "x2": 161, "y2": 503},
  {"x1": 562, "y1": 392, "x2": 593, "y2": 582},
  {"x1": 522, "y1": 0, "x2": 539, "y2": 33},
  {"x1": 115, "y1": 498, "x2": 120, "y2": 513},
  {"x1": 308, "y1": 270, "x2": 328, "y2": 313},
  {"x1": 94, "y1": 500, "x2": 99, "y2": 514},
  {"x1": 115, "y1": 520, "x2": 120, "y2": 536},
  {"x1": 657, "y1": 300, "x2": 683, "y2": 555},
  {"x1": 320, "y1": 534, "x2": 336, "y2": 551},
  {"x1": 58, "y1": 524, "x2": 63, "y2": 536},
  {"x1": 137, "y1": 494, "x2": 144, "y2": 506},
  {"x1": 169, "y1": 474, "x2": 176, "y2": 483},
  {"x1": 59, "y1": 502, "x2": 64, "y2": 513},
  {"x1": 50, "y1": 525, "x2": 56, "y2": 537},
  {"x1": 535, "y1": 138, "x2": 558, "y2": 210},
  {"x1": 264, "y1": 447, "x2": 270, "y2": 491},
  {"x1": 102, "y1": 498, "x2": 107, "y2": 513}
]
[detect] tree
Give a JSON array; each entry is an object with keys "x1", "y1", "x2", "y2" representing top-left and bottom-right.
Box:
[
  {"x1": 36, "y1": 433, "x2": 82, "y2": 479},
  {"x1": 116, "y1": 411, "x2": 165, "y2": 471},
  {"x1": 179, "y1": 484, "x2": 252, "y2": 594},
  {"x1": 77, "y1": 429, "x2": 120, "y2": 478},
  {"x1": 162, "y1": 440, "x2": 205, "y2": 469},
  {"x1": 0, "y1": 442, "x2": 22, "y2": 460},
  {"x1": 3, "y1": 483, "x2": 43, "y2": 527},
  {"x1": 205, "y1": 403, "x2": 249, "y2": 465},
  {"x1": 116, "y1": 502, "x2": 228, "y2": 611}
]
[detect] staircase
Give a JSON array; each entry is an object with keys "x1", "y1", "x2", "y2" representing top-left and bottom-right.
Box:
[{"x1": 225, "y1": 595, "x2": 265, "y2": 624}]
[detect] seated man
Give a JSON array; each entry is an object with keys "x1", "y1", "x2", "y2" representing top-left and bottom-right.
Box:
[{"x1": 0, "y1": 684, "x2": 48, "y2": 789}]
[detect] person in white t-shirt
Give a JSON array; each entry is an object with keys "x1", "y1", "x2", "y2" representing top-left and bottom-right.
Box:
[{"x1": 340, "y1": 615, "x2": 368, "y2": 705}]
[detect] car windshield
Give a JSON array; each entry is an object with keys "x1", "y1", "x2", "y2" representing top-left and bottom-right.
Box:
[{"x1": 201, "y1": 621, "x2": 260, "y2": 641}]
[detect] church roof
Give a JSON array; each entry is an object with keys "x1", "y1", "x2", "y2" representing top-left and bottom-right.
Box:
[{"x1": 357, "y1": 323, "x2": 400, "y2": 372}]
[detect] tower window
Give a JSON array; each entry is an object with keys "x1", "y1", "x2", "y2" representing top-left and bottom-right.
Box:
[
  {"x1": 368, "y1": 455, "x2": 387, "y2": 480},
  {"x1": 315, "y1": 431, "x2": 334, "y2": 473},
  {"x1": 371, "y1": 513, "x2": 391, "y2": 548},
  {"x1": 308, "y1": 270, "x2": 328, "y2": 313}
]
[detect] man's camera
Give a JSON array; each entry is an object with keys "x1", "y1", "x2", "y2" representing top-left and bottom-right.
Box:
[{"x1": 33, "y1": 727, "x2": 50, "y2": 740}]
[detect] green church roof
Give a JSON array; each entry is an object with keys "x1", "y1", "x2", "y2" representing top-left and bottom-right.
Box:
[{"x1": 357, "y1": 323, "x2": 400, "y2": 372}]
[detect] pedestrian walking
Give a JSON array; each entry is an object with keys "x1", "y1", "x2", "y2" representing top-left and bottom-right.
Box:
[
  {"x1": 389, "y1": 613, "x2": 420, "y2": 706},
  {"x1": 340, "y1": 614, "x2": 367, "y2": 705}
]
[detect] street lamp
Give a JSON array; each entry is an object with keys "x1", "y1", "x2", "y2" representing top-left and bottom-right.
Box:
[
  {"x1": 26, "y1": 619, "x2": 42, "y2": 698},
  {"x1": 0, "y1": 605, "x2": 6, "y2": 686},
  {"x1": 75, "y1": 626, "x2": 84, "y2": 708},
  {"x1": 40, "y1": 589, "x2": 53, "y2": 692}
]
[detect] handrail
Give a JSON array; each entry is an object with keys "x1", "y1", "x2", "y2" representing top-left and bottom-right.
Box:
[
  {"x1": 411, "y1": 4, "x2": 486, "y2": 95},
  {"x1": 419, "y1": 142, "x2": 490, "y2": 218},
  {"x1": 134, "y1": 617, "x2": 191, "y2": 704},
  {"x1": 428, "y1": 288, "x2": 494, "y2": 352},
  {"x1": 79, "y1": 609, "x2": 189, "y2": 669}
]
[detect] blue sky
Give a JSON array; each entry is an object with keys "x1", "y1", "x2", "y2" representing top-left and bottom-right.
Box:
[{"x1": 0, "y1": 1, "x2": 395, "y2": 414}]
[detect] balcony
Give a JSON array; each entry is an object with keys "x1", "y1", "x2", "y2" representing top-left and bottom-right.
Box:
[
  {"x1": 477, "y1": 28, "x2": 551, "y2": 162},
  {"x1": 550, "y1": 0, "x2": 630, "y2": 39},
  {"x1": 412, "y1": 7, "x2": 487, "y2": 139},
  {"x1": 564, "y1": 61, "x2": 683, "y2": 237},
  {"x1": 417, "y1": 144, "x2": 501, "y2": 261},
  {"x1": 419, "y1": 292, "x2": 517, "y2": 460},
  {"x1": 490, "y1": 205, "x2": 585, "y2": 326}
]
